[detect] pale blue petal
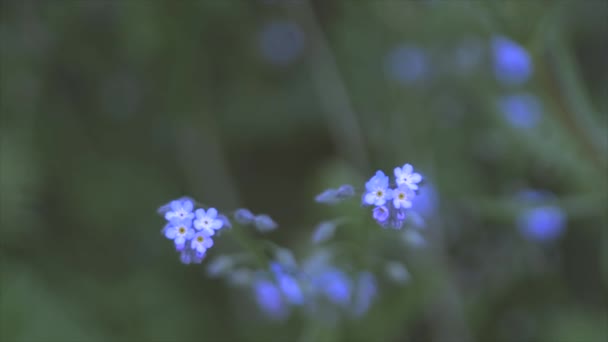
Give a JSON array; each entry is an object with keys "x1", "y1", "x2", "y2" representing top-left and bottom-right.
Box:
[
  {"x1": 207, "y1": 208, "x2": 218, "y2": 219},
  {"x1": 182, "y1": 200, "x2": 193, "y2": 212},
  {"x1": 211, "y1": 219, "x2": 223, "y2": 230},
  {"x1": 195, "y1": 208, "x2": 205, "y2": 219}
]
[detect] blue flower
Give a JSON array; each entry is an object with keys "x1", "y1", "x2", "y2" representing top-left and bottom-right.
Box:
[
  {"x1": 311, "y1": 221, "x2": 337, "y2": 244},
  {"x1": 275, "y1": 272, "x2": 304, "y2": 305},
  {"x1": 254, "y1": 279, "x2": 289, "y2": 320},
  {"x1": 191, "y1": 231, "x2": 214, "y2": 257},
  {"x1": 363, "y1": 171, "x2": 392, "y2": 206},
  {"x1": 392, "y1": 185, "x2": 414, "y2": 209},
  {"x1": 164, "y1": 198, "x2": 195, "y2": 223},
  {"x1": 254, "y1": 214, "x2": 278, "y2": 232},
  {"x1": 394, "y1": 163, "x2": 422, "y2": 191},
  {"x1": 193, "y1": 208, "x2": 224, "y2": 236},
  {"x1": 492, "y1": 36, "x2": 533, "y2": 85},
  {"x1": 518, "y1": 206, "x2": 566, "y2": 242},
  {"x1": 372, "y1": 206, "x2": 390, "y2": 226},
  {"x1": 234, "y1": 208, "x2": 255, "y2": 225},
  {"x1": 163, "y1": 222, "x2": 195, "y2": 251},
  {"x1": 498, "y1": 93, "x2": 542, "y2": 129}
]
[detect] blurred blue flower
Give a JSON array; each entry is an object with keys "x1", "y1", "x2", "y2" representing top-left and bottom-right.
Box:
[
  {"x1": 352, "y1": 272, "x2": 377, "y2": 318},
  {"x1": 194, "y1": 208, "x2": 224, "y2": 236},
  {"x1": 163, "y1": 198, "x2": 195, "y2": 224},
  {"x1": 411, "y1": 182, "x2": 438, "y2": 217},
  {"x1": 311, "y1": 221, "x2": 337, "y2": 244},
  {"x1": 316, "y1": 269, "x2": 352, "y2": 306},
  {"x1": 234, "y1": 208, "x2": 255, "y2": 225},
  {"x1": 254, "y1": 279, "x2": 289, "y2": 320},
  {"x1": 491, "y1": 36, "x2": 533, "y2": 85},
  {"x1": 385, "y1": 45, "x2": 429, "y2": 84},
  {"x1": 258, "y1": 21, "x2": 305, "y2": 66},
  {"x1": 206, "y1": 256, "x2": 234, "y2": 277},
  {"x1": 363, "y1": 171, "x2": 392, "y2": 206},
  {"x1": 254, "y1": 214, "x2": 278, "y2": 232},
  {"x1": 518, "y1": 206, "x2": 566, "y2": 242},
  {"x1": 385, "y1": 261, "x2": 410, "y2": 284},
  {"x1": 394, "y1": 163, "x2": 423, "y2": 191},
  {"x1": 498, "y1": 93, "x2": 542, "y2": 129}
]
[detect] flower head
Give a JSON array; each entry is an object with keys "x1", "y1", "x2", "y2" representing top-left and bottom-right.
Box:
[
  {"x1": 372, "y1": 206, "x2": 390, "y2": 226},
  {"x1": 254, "y1": 279, "x2": 289, "y2": 320},
  {"x1": 194, "y1": 208, "x2": 224, "y2": 236},
  {"x1": 363, "y1": 171, "x2": 392, "y2": 206},
  {"x1": 518, "y1": 206, "x2": 566, "y2": 242},
  {"x1": 394, "y1": 164, "x2": 422, "y2": 191},
  {"x1": 191, "y1": 231, "x2": 214, "y2": 256},
  {"x1": 163, "y1": 222, "x2": 195, "y2": 251},
  {"x1": 392, "y1": 185, "x2": 414, "y2": 209},
  {"x1": 164, "y1": 198, "x2": 195, "y2": 223}
]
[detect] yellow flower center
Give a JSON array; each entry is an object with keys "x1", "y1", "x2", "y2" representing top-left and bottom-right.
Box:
[
  {"x1": 376, "y1": 191, "x2": 383, "y2": 197},
  {"x1": 178, "y1": 227, "x2": 186, "y2": 234},
  {"x1": 197, "y1": 236, "x2": 204, "y2": 243},
  {"x1": 398, "y1": 193, "x2": 405, "y2": 200}
]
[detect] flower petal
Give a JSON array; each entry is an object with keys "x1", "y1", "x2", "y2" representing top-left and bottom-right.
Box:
[
  {"x1": 364, "y1": 193, "x2": 376, "y2": 205},
  {"x1": 206, "y1": 208, "x2": 218, "y2": 219},
  {"x1": 204, "y1": 238, "x2": 214, "y2": 248},
  {"x1": 164, "y1": 226, "x2": 177, "y2": 239},
  {"x1": 211, "y1": 219, "x2": 223, "y2": 230},
  {"x1": 170, "y1": 200, "x2": 180, "y2": 211},
  {"x1": 410, "y1": 173, "x2": 422, "y2": 183},
  {"x1": 195, "y1": 208, "x2": 205, "y2": 219},
  {"x1": 402, "y1": 163, "x2": 413, "y2": 174},
  {"x1": 182, "y1": 200, "x2": 193, "y2": 212}
]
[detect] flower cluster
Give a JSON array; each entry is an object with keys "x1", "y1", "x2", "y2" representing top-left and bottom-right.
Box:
[
  {"x1": 363, "y1": 163, "x2": 423, "y2": 229},
  {"x1": 158, "y1": 197, "x2": 228, "y2": 264}
]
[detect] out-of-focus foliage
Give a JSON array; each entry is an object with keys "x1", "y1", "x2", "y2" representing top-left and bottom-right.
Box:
[{"x1": 1, "y1": 1, "x2": 606, "y2": 341}]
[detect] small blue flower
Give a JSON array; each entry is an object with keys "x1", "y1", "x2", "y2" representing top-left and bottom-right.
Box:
[
  {"x1": 311, "y1": 221, "x2": 337, "y2": 244},
  {"x1": 193, "y1": 208, "x2": 224, "y2": 236},
  {"x1": 191, "y1": 231, "x2": 214, "y2": 257},
  {"x1": 394, "y1": 163, "x2": 422, "y2": 191},
  {"x1": 385, "y1": 261, "x2": 410, "y2": 284},
  {"x1": 277, "y1": 273, "x2": 304, "y2": 305},
  {"x1": 164, "y1": 198, "x2": 195, "y2": 223},
  {"x1": 163, "y1": 222, "x2": 195, "y2": 251},
  {"x1": 254, "y1": 279, "x2": 289, "y2": 320},
  {"x1": 498, "y1": 93, "x2": 542, "y2": 129},
  {"x1": 372, "y1": 206, "x2": 390, "y2": 226},
  {"x1": 518, "y1": 206, "x2": 566, "y2": 242},
  {"x1": 392, "y1": 185, "x2": 415, "y2": 209},
  {"x1": 363, "y1": 171, "x2": 392, "y2": 206},
  {"x1": 492, "y1": 35, "x2": 533, "y2": 86}
]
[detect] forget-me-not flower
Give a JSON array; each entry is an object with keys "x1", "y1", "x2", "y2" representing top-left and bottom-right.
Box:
[
  {"x1": 191, "y1": 231, "x2": 214, "y2": 257},
  {"x1": 164, "y1": 222, "x2": 195, "y2": 251},
  {"x1": 372, "y1": 206, "x2": 390, "y2": 226},
  {"x1": 363, "y1": 171, "x2": 392, "y2": 206},
  {"x1": 394, "y1": 163, "x2": 423, "y2": 191},
  {"x1": 164, "y1": 198, "x2": 195, "y2": 223},
  {"x1": 194, "y1": 208, "x2": 224, "y2": 236},
  {"x1": 392, "y1": 185, "x2": 414, "y2": 209},
  {"x1": 518, "y1": 205, "x2": 566, "y2": 242}
]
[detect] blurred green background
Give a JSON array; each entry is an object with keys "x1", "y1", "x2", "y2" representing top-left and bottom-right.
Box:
[{"x1": 1, "y1": 0, "x2": 607, "y2": 341}]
